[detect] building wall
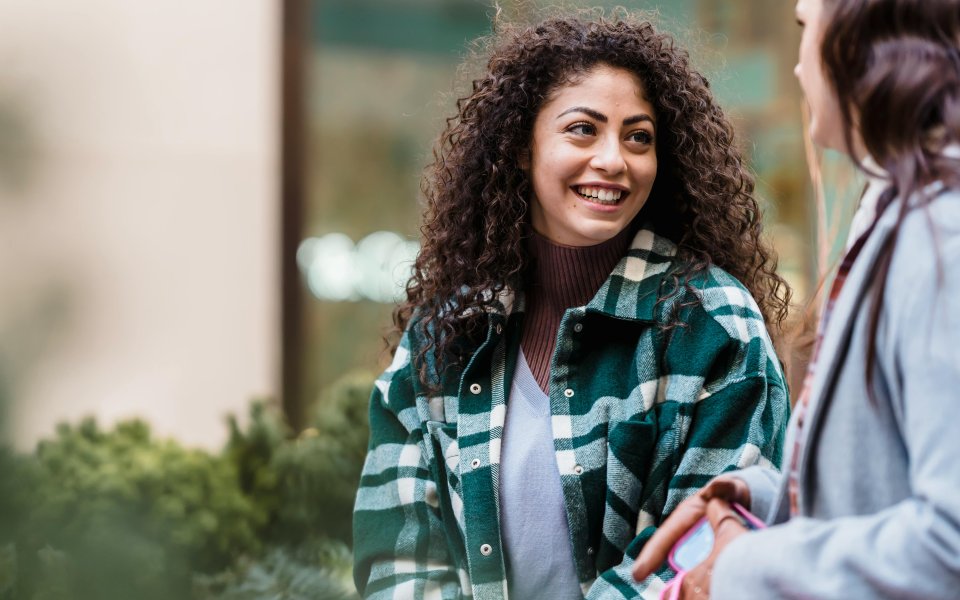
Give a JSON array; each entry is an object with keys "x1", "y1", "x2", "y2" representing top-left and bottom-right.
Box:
[{"x1": 0, "y1": 0, "x2": 280, "y2": 449}]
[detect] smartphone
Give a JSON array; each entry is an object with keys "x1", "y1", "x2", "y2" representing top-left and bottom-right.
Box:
[{"x1": 667, "y1": 502, "x2": 765, "y2": 573}]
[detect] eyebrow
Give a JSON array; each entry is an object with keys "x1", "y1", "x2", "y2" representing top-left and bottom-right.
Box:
[
  {"x1": 624, "y1": 114, "x2": 655, "y2": 126},
  {"x1": 557, "y1": 106, "x2": 655, "y2": 127}
]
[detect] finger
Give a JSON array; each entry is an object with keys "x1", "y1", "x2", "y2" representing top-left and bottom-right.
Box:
[
  {"x1": 680, "y1": 563, "x2": 710, "y2": 600},
  {"x1": 705, "y1": 498, "x2": 748, "y2": 542},
  {"x1": 632, "y1": 477, "x2": 748, "y2": 582},
  {"x1": 701, "y1": 476, "x2": 750, "y2": 507},
  {"x1": 632, "y1": 501, "x2": 707, "y2": 581},
  {"x1": 701, "y1": 477, "x2": 738, "y2": 501}
]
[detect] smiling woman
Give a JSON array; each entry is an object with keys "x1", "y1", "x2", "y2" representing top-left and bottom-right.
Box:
[
  {"x1": 352, "y1": 12, "x2": 792, "y2": 600},
  {"x1": 526, "y1": 65, "x2": 658, "y2": 247}
]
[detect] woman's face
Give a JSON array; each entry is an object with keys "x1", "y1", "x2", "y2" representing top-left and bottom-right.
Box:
[
  {"x1": 526, "y1": 64, "x2": 658, "y2": 247},
  {"x1": 795, "y1": 0, "x2": 845, "y2": 151}
]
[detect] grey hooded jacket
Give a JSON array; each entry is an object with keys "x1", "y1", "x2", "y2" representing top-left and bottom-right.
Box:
[{"x1": 711, "y1": 186, "x2": 960, "y2": 599}]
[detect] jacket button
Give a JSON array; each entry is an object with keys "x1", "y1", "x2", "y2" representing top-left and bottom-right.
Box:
[
  {"x1": 470, "y1": 458, "x2": 481, "y2": 469},
  {"x1": 495, "y1": 324, "x2": 503, "y2": 334},
  {"x1": 573, "y1": 323, "x2": 583, "y2": 333},
  {"x1": 574, "y1": 464, "x2": 584, "y2": 475},
  {"x1": 564, "y1": 388, "x2": 575, "y2": 398},
  {"x1": 587, "y1": 546, "x2": 595, "y2": 555},
  {"x1": 480, "y1": 543, "x2": 493, "y2": 556},
  {"x1": 470, "y1": 383, "x2": 482, "y2": 394}
]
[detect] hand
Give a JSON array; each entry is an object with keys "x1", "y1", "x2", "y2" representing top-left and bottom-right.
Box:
[
  {"x1": 631, "y1": 475, "x2": 750, "y2": 581},
  {"x1": 671, "y1": 498, "x2": 750, "y2": 599}
]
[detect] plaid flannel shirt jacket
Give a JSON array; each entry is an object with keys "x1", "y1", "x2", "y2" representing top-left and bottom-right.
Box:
[{"x1": 353, "y1": 228, "x2": 789, "y2": 599}]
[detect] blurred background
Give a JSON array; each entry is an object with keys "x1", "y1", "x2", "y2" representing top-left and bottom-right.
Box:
[{"x1": 0, "y1": 0, "x2": 860, "y2": 598}]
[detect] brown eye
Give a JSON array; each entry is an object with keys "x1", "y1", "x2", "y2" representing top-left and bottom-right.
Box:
[{"x1": 628, "y1": 130, "x2": 654, "y2": 144}]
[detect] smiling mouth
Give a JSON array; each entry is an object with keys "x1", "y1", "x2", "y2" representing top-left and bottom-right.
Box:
[{"x1": 574, "y1": 185, "x2": 627, "y2": 205}]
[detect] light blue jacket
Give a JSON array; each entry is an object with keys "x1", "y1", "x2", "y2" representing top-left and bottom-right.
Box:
[{"x1": 712, "y1": 186, "x2": 960, "y2": 599}]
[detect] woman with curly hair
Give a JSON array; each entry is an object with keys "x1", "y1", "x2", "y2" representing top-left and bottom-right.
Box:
[
  {"x1": 353, "y1": 13, "x2": 791, "y2": 600},
  {"x1": 634, "y1": 0, "x2": 960, "y2": 598}
]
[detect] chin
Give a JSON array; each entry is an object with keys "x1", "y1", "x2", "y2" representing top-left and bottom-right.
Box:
[
  {"x1": 809, "y1": 119, "x2": 847, "y2": 153},
  {"x1": 579, "y1": 225, "x2": 629, "y2": 245}
]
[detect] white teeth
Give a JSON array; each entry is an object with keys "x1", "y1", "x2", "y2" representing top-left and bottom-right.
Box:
[{"x1": 576, "y1": 186, "x2": 623, "y2": 203}]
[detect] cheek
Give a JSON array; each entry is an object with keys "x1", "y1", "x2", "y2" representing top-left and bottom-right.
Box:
[
  {"x1": 629, "y1": 156, "x2": 658, "y2": 187},
  {"x1": 550, "y1": 146, "x2": 583, "y2": 172},
  {"x1": 801, "y1": 68, "x2": 845, "y2": 149},
  {"x1": 643, "y1": 160, "x2": 658, "y2": 182},
  {"x1": 529, "y1": 162, "x2": 567, "y2": 206},
  {"x1": 533, "y1": 149, "x2": 580, "y2": 186}
]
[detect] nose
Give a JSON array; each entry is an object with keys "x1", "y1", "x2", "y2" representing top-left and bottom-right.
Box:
[
  {"x1": 794, "y1": 62, "x2": 801, "y2": 79},
  {"x1": 589, "y1": 135, "x2": 627, "y2": 174}
]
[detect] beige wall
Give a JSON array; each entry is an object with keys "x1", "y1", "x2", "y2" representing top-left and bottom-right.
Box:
[{"x1": 0, "y1": 0, "x2": 280, "y2": 449}]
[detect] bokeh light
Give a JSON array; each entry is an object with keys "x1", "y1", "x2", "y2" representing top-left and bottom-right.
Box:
[{"x1": 298, "y1": 231, "x2": 419, "y2": 303}]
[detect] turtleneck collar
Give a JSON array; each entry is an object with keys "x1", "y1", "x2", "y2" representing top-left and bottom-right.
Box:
[
  {"x1": 519, "y1": 223, "x2": 635, "y2": 392},
  {"x1": 524, "y1": 223, "x2": 636, "y2": 310}
]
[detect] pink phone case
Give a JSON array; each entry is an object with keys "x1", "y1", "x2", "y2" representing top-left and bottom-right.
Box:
[
  {"x1": 667, "y1": 502, "x2": 764, "y2": 571},
  {"x1": 660, "y1": 502, "x2": 765, "y2": 600}
]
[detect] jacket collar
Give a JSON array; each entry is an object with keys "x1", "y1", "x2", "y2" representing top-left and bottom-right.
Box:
[
  {"x1": 585, "y1": 226, "x2": 678, "y2": 321},
  {"x1": 484, "y1": 226, "x2": 678, "y2": 324}
]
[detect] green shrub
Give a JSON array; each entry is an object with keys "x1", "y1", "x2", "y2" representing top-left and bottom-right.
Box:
[
  {"x1": 10, "y1": 419, "x2": 266, "y2": 598},
  {"x1": 0, "y1": 369, "x2": 375, "y2": 600},
  {"x1": 224, "y1": 400, "x2": 290, "y2": 538},
  {"x1": 194, "y1": 537, "x2": 357, "y2": 600},
  {"x1": 271, "y1": 370, "x2": 373, "y2": 546},
  {"x1": 0, "y1": 448, "x2": 32, "y2": 545}
]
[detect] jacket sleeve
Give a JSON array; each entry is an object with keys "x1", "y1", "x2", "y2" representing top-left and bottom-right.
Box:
[
  {"x1": 352, "y1": 334, "x2": 464, "y2": 599},
  {"x1": 711, "y1": 229, "x2": 960, "y2": 600},
  {"x1": 586, "y1": 281, "x2": 791, "y2": 598},
  {"x1": 729, "y1": 463, "x2": 783, "y2": 524}
]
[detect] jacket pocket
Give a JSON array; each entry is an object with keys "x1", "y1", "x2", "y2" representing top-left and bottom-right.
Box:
[{"x1": 608, "y1": 416, "x2": 658, "y2": 475}]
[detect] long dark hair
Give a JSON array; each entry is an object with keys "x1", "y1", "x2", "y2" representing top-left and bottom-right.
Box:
[
  {"x1": 820, "y1": 0, "x2": 960, "y2": 395},
  {"x1": 396, "y1": 13, "x2": 791, "y2": 389}
]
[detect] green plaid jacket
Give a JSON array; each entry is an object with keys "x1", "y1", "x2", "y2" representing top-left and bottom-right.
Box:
[{"x1": 353, "y1": 228, "x2": 789, "y2": 599}]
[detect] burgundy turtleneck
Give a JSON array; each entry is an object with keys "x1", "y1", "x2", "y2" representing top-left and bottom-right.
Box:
[{"x1": 520, "y1": 225, "x2": 635, "y2": 393}]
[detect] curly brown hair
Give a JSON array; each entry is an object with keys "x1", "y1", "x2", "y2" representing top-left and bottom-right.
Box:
[{"x1": 394, "y1": 12, "x2": 791, "y2": 388}]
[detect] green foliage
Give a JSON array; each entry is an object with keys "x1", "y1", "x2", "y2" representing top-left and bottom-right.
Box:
[
  {"x1": 0, "y1": 370, "x2": 374, "y2": 600},
  {"x1": 194, "y1": 538, "x2": 358, "y2": 600},
  {"x1": 20, "y1": 529, "x2": 177, "y2": 600},
  {"x1": 0, "y1": 545, "x2": 15, "y2": 599},
  {"x1": 0, "y1": 449, "x2": 32, "y2": 545},
  {"x1": 224, "y1": 400, "x2": 290, "y2": 536},
  {"x1": 7, "y1": 419, "x2": 266, "y2": 598},
  {"x1": 311, "y1": 370, "x2": 374, "y2": 469},
  {"x1": 272, "y1": 371, "x2": 374, "y2": 545}
]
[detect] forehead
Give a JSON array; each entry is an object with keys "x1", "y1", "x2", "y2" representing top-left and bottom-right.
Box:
[{"x1": 547, "y1": 65, "x2": 650, "y2": 105}]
